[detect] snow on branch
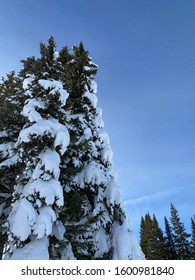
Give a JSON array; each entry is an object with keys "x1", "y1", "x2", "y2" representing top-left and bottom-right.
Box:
[
  {"x1": 17, "y1": 119, "x2": 70, "y2": 155},
  {"x1": 38, "y1": 79, "x2": 69, "y2": 106}
]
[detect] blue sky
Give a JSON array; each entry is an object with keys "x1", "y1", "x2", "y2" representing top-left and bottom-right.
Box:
[{"x1": 0, "y1": 0, "x2": 195, "y2": 238}]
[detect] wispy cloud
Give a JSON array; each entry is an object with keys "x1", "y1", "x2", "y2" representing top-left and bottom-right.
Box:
[{"x1": 124, "y1": 188, "x2": 182, "y2": 206}]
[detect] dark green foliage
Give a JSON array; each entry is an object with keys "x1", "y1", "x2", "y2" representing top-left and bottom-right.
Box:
[
  {"x1": 152, "y1": 214, "x2": 166, "y2": 259},
  {"x1": 63, "y1": 42, "x2": 98, "y2": 111},
  {"x1": 190, "y1": 215, "x2": 195, "y2": 259},
  {"x1": 0, "y1": 71, "x2": 24, "y2": 139},
  {"x1": 164, "y1": 216, "x2": 177, "y2": 259},
  {"x1": 170, "y1": 203, "x2": 191, "y2": 259},
  {"x1": 20, "y1": 36, "x2": 60, "y2": 80},
  {"x1": 140, "y1": 214, "x2": 151, "y2": 259},
  {"x1": 139, "y1": 213, "x2": 152, "y2": 259},
  {"x1": 140, "y1": 213, "x2": 166, "y2": 260},
  {"x1": 140, "y1": 204, "x2": 193, "y2": 260},
  {"x1": 0, "y1": 71, "x2": 25, "y2": 259}
]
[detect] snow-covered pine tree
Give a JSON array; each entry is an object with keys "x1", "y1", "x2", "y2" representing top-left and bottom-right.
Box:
[
  {"x1": 0, "y1": 72, "x2": 24, "y2": 259},
  {"x1": 170, "y1": 203, "x2": 191, "y2": 260},
  {"x1": 59, "y1": 42, "x2": 144, "y2": 260},
  {"x1": 5, "y1": 38, "x2": 70, "y2": 259},
  {"x1": 164, "y1": 216, "x2": 177, "y2": 260}
]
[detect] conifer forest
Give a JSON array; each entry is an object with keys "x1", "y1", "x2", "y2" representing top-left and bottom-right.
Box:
[{"x1": 140, "y1": 203, "x2": 195, "y2": 260}]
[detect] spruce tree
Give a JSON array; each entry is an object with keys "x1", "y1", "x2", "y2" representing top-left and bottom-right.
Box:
[
  {"x1": 140, "y1": 216, "x2": 147, "y2": 257},
  {"x1": 140, "y1": 213, "x2": 165, "y2": 260},
  {"x1": 164, "y1": 216, "x2": 177, "y2": 259},
  {"x1": 170, "y1": 203, "x2": 191, "y2": 260},
  {"x1": 190, "y1": 215, "x2": 195, "y2": 259},
  {"x1": 0, "y1": 72, "x2": 24, "y2": 259},
  {"x1": 5, "y1": 38, "x2": 70, "y2": 259},
  {"x1": 151, "y1": 214, "x2": 166, "y2": 259},
  {"x1": 58, "y1": 42, "x2": 143, "y2": 260},
  {"x1": 139, "y1": 212, "x2": 153, "y2": 259}
]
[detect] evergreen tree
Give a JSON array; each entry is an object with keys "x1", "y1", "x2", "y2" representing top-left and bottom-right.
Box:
[
  {"x1": 0, "y1": 72, "x2": 24, "y2": 259},
  {"x1": 140, "y1": 212, "x2": 159, "y2": 259},
  {"x1": 170, "y1": 203, "x2": 191, "y2": 259},
  {"x1": 140, "y1": 213, "x2": 166, "y2": 260},
  {"x1": 58, "y1": 42, "x2": 143, "y2": 260},
  {"x1": 140, "y1": 216, "x2": 147, "y2": 257},
  {"x1": 190, "y1": 215, "x2": 195, "y2": 259},
  {"x1": 164, "y1": 216, "x2": 177, "y2": 259},
  {"x1": 152, "y1": 214, "x2": 166, "y2": 259},
  {"x1": 5, "y1": 38, "x2": 70, "y2": 259},
  {"x1": 139, "y1": 213, "x2": 152, "y2": 259}
]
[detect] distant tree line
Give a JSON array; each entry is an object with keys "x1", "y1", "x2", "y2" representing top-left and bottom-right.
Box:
[{"x1": 140, "y1": 203, "x2": 195, "y2": 260}]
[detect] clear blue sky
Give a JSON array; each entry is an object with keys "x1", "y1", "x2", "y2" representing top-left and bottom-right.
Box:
[{"x1": 0, "y1": 0, "x2": 195, "y2": 238}]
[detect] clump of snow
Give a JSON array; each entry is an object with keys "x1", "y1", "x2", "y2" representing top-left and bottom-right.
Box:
[
  {"x1": 88, "y1": 58, "x2": 98, "y2": 68},
  {"x1": 61, "y1": 243, "x2": 76, "y2": 260},
  {"x1": 105, "y1": 180, "x2": 121, "y2": 206},
  {"x1": 54, "y1": 127, "x2": 70, "y2": 155},
  {"x1": 0, "y1": 155, "x2": 18, "y2": 168},
  {"x1": 52, "y1": 220, "x2": 65, "y2": 241},
  {"x1": 90, "y1": 79, "x2": 97, "y2": 93},
  {"x1": 106, "y1": 167, "x2": 118, "y2": 180},
  {"x1": 83, "y1": 91, "x2": 98, "y2": 108},
  {"x1": 84, "y1": 161, "x2": 106, "y2": 185},
  {"x1": 72, "y1": 161, "x2": 106, "y2": 189},
  {"x1": 112, "y1": 220, "x2": 145, "y2": 260},
  {"x1": 94, "y1": 227, "x2": 109, "y2": 258},
  {"x1": 23, "y1": 75, "x2": 35, "y2": 90},
  {"x1": 0, "y1": 142, "x2": 14, "y2": 158},
  {"x1": 22, "y1": 98, "x2": 45, "y2": 122},
  {"x1": 101, "y1": 145, "x2": 113, "y2": 164},
  {"x1": 10, "y1": 237, "x2": 49, "y2": 260},
  {"x1": 38, "y1": 79, "x2": 61, "y2": 90},
  {"x1": 0, "y1": 131, "x2": 8, "y2": 138},
  {"x1": 8, "y1": 198, "x2": 37, "y2": 241},
  {"x1": 93, "y1": 115, "x2": 104, "y2": 128},
  {"x1": 84, "y1": 66, "x2": 91, "y2": 71},
  {"x1": 40, "y1": 149, "x2": 61, "y2": 179},
  {"x1": 38, "y1": 79, "x2": 69, "y2": 106},
  {"x1": 17, "y1": 118, "x2": 70, "y2": 155},
  {"x1": 72, "y1": 157, "x2": 81, "y2": 168},
  {"x1": 33, "y1": 206, "x2": 56, "y2": 239},
  {"x1": 23, "y1": 178, "x2": 64, "y2": 207},
  {"x1": 76, "y1": 127, "x2": 92, "y2": 144},
  {"x1": 98, "y1": 130, "x2": 110, "y2": 148}
]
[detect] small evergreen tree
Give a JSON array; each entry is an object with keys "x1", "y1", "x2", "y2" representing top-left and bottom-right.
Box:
[
  {"x1": 140, "y1": 213, "x2": 166, "y2": 260},
  {"x1": 164, "y1": 216, "x2": 177, "y2": 259},
  {"x1": 140, "y1": 212, "x2": 154, "y2": 259},
  {"x1": 151, "y1": 214, "x2": 166, "y2": 259},
  {"x1": 190, "y1": 215, "x2": 195, "y2": 259},
  {"x1": 140, "y1": 216, "x2": 147, "y2": 257},
  {"x1": 170, "y1": 203, "x2": 191, "y2": 260}
]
